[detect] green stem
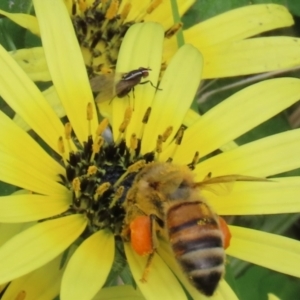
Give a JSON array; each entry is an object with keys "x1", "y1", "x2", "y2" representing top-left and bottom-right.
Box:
[{"x1": 170, "y1": 0, "x2": 185, "y2": 48}]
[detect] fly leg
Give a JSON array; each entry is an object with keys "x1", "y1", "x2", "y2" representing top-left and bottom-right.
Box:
[{"x1": 139, "y1": 80, "x2": 163, "y2": 91}]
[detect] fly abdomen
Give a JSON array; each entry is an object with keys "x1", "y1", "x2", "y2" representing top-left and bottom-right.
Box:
[{"x1": 166, "y1": 201, "x2": 225, "y2": 296}]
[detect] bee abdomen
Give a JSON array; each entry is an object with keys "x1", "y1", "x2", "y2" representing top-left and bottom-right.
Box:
[{"x1": 166, "y1": 201, "x2": 225, "y2": 296}]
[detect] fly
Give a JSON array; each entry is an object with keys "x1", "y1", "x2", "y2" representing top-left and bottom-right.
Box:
[{"x1": 89, "y1": 67, "x2": 161, "y2": 106}]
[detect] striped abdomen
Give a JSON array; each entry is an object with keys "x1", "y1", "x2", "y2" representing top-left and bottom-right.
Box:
[{"x1": 166, "y1": 201, "x2": 225, "y2": 296}]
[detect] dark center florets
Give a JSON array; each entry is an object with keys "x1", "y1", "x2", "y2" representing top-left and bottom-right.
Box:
[
  {"x1": 70, "y1": 0, "x2": 183, "y2": 76},
  {"x1": 60, "y1": 132, "x2": 154, "y2": 236}
]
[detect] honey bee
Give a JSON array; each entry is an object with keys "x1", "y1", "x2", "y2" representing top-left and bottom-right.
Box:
[{"x1": 122, "y1": 162, "x2": 266, "y2": 296}]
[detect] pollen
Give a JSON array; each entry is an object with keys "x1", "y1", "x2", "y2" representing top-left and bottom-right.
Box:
[
  {"x1": 71, "y1": 0, "x2": 184, "y2": 77},
  {"x1": 105, "y1": 0, "x2": 119, "y2": 20},
  {"x1": 53, "y1": 103, "x2": 160, "y2": 235}
]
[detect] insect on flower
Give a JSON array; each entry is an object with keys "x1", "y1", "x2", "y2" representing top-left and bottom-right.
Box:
[
  {"x1": 122, "y1": 162, "x2": 267, "y2": 296},
  {"x1": 89, "y1": 67, "x2": 161, "y2": 107}
]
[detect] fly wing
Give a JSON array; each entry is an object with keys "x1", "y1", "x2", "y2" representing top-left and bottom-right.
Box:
[
  {"x1": 195, "y1": 175, "x2": 270, "y2": 196},
  {"x1": 89, "y1": 72, "x2": 123, "y2": 103}
]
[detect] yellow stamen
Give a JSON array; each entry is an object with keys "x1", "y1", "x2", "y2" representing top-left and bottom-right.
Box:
[
  {"x1": 94, "y1": 182, "x2": 111, "y2": 201},
  {"x1": 138, "y1": 107, "x2": 151, "y2": 139},
  {"x1": 105, "y1": 0, "x2": 119, "y2": 20},
  {"x1": 72, "y1": 177, "x2": 81, "y2": 199},
  {"x1": 168, "y1": 127, "x2": 185, "y2": 162},
  {"x1": 87, "y1": 102, "x2": 93, "y2": 136},
  {"x1": 147, "y1": 0, "x2": 163, "y2": 14},
  {"x1": 130, "y1": 133, "x2": 138, "y2": 160},
  {"x1": 120, "y1": 2, "x2": 132, "y2": 21},
  {"x1": 165, "y1": 23, "x2": 183, "y2": 39},
  {"x1": 65, "y1": 122, "x2": 72, "y2": 140},
  {"x1": 156, "y1": 135, "x2": 163, "y2": 154},
  {"x1": 162, "y1": 126, "x2": 173, "y2": 142},
  {"x1": 130, "y1": 133, "x2": 138, "y2": 150},
  {"x1": 175, "y1": 126, "x2": 185, "y2": 145},
  {"x1": 142, "y1": 107, "x2": 151, "y2": 124},
  {"x1": 78, "y1": 0, "x2": 87, "y2": 12},
  {"x1": 87, "y1": 165, "x2": 98, "y2": 176},
  {"x1": 100, "y1": 66, "x2": 113, "y2": 74},
  {"x1": 114, "y1": 160, "x2": 146, "y2": 187},
  {"x1": 189, "y1": 151, "x2": 200, "y2": 169},
  {"x1": 58, "y1": 136, "x2": 67, "y2": 166},
  {"x1": 96, "y1": 118, "x2": 109, "y2": 136},
  {"x1": 127, "y1": 160, "x2": 146, "y2": 173},
  {"x1": 119, "y1": 107, "x2": 133, "y2": 133},
  {"x1": 64, "y1": 122, "x2": 73, "y2": 153},
  {"x1": 91, "y1": 136, "x2": 104, "y2": 162},
  {"x1": 87, "y1": 102, "x2": 93, "y2": 120},
  {"x1": 109, "y1": 186, "x2": 124, "y2": 208},
  {"x1": 15, "y1": 291, "x2": 26, "y2": 300}
]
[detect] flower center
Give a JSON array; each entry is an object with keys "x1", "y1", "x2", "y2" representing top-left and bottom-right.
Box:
[
  {"x1": 56, "y1": 104, "x2": 158, "y2": 236},
  {"x1": 54, "y1": 102, "x2": 196, "y2": 238},
  {"x1": 70, "y1": 0, "x2": 183, "y2": 75}
]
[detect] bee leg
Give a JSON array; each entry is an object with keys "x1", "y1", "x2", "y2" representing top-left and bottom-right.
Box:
[
  {"x1": 140, "y1": 214, "x2": 159, "y2": 282},
  {"x1": 140, "y1": 252, "x2": 155, "y2": 283}
]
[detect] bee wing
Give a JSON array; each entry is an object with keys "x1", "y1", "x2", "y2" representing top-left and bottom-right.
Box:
[
  {"x1": 89, "y1": 72, "x2": 124, "y2": 103},
  {"x1": 196, "y1": 175, "x2": 270, "y2": 196}
]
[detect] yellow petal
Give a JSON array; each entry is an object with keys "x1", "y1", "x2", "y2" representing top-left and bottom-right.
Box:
[
  {"x1": 0, "y1": 10, "x2": 40, "y2": 36},
  {"x1": 0, "y1": 215, "x2": 87, "y2": 284},
  {"x1": 162, "y1": 77, "x2": 300, "y2": 163},
  {"x1": 61, "y1": 231, "x2": 115, "y2": 300},
  {"x1": 14, "y1": 86, "x2": 68, "y2": 131},
  {"x1": 207, "y1": 177, "x2": 300, "y2": 215},
  {"x1": 144, "y1": 0, "x2": 194, "y2": 29},
  {"x1": 227, "y1": 226, "x2": 300, "y2": 278},
  {"x1": 0, "y1": 194, "x2": 70, "y2": 223},
  {"x1": 268, "y1": 293, "x2": 281, "y2": 300},
  {"x1": 33, "y1": 0, "x2": 98, "y2": 144},
  {"x1": 194, "y1": 129, "x2": 300, "y2": 179},
  {"x1": 111, "y1": 22, "x2": 164, "y2": 143},
  {"x1": 0, "y1": 150, "x2": 69, "y2": 196},
  {"x1": 0, "y1": 45, "x2": 68, "y2": 154},
  {"x1": 124, "y1": 243, "x2": 187, "y2": 300},
  {"x1": 0, "y1": 222, "x2": 34, "y2": 247},
  {"x1": 0, "y1": 114, "x2": 68, "y2": 195},
  {"x1": 182, "y1": 108, "x2": 201, "y2": 127},
  {"x1": 142, "y1": 44, "x2": 203, "y2": 154},
  {"x1": 92, "y1": 285, "x2": 145, "y2": 300},
  {"x1": 184, "y1": 4, "x2": 293, "y2": 48},
  {"x1": 216, "y1": 281, "x2": 239, "y2": 300},
  {"x1": 1, "y1": 254, "x2": 64, "y2": 300},
  {"x1": 0, "y1": 110, "x2": 64, "y2": 179},
  {"x1": 10, "y1": 47, "x2": 50, "y2": 82},
  {"x1": 202, "y1": 37, "x2": 300, "y2": 78}
]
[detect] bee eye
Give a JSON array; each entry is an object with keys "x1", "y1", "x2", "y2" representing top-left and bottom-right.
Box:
[{"x1": 178, "y1": 180, "x2": 188, "y2": 189}]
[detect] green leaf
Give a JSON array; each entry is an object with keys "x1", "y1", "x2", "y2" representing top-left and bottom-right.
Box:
[
  {"x1": 0, "y1": 0, "x2": 33, "y2": 50},
  {"x1": 287, "y1": 0, "x2": 300, "y2": 16},
  {"x1": 236, "y1": 264, "x2": 300, "y2": 300},
  {"x1": 182, "y1": 0, "x2": 288, "y2": 26}
]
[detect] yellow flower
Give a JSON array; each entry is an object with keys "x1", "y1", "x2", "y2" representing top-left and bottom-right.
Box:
[
  {"x1": 0, "y1": 1, "x2": 300, "y2": 300},
  {"x1": 1, "y1": 1, "x2": 300, "y2": 81}
]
